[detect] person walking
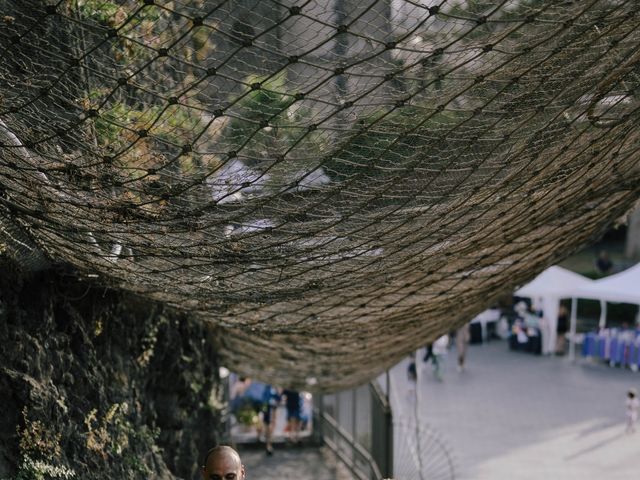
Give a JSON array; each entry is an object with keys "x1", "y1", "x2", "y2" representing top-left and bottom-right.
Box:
[
  {"x1": 407, "y1": 353, "x2": 417, "y2": 382},
  {"x1": 626, "y1": 388, "x2": 639, "y2": 434},
  {"x1": 423, "y1": 343, "x2": 434, "y2": 363},
  {"x1": 455, "y1": 324, "x2": 470, "y2": 372},
  {"x1": 262, "y1": 384, "x2": 281, "y2": 455},
  {"x1": 431, "y1": 334, "x2": 449, "y2": 381},
  {"x1": 283, "y1": 389, "x2": 302, "y2": 444},
  {"x1": 555, "y1": 304, "x2": 569, "y2": 355}
]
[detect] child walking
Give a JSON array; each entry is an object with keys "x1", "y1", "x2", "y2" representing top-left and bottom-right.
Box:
[{"x1": 625, "y1": 388, "x2": 639, "y2": 434}]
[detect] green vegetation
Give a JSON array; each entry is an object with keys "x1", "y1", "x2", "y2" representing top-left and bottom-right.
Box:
[
  {"x1": 10, "y1": 409, "x2": 76, "y2": 480},
  {"x1": 74, "y1": 0, "x2": 121, "y2": 26},
  {"x1": 75, "y1": 0, "x2": 215, "y2": 68},
  {"x1": 224, "y1": 73, "x2": 327, "y2": 186},
  {"x1": 326, "y1": 107, "x2": 467, "y2": 181},
  {"x1": 12, "y1": 457, "x2": 76, "y2": 480},
  {"x1": 84, "y1": 403, "x2": 158, "y2": 476},
  {"x1": 235, "y1": 403, "x2": 259, "y2": 427},
  {"x1": 74, "y1": 0, "x2": 161, "y2": 27},
  {"x1": 77, "y1": 0, "x2": 220, "y2": 182},
  {"x1": 92, "y1": 99, "x2": 205, "y2": 149},
  {"x1": 85, "y1": 88, "x2": 218, "y2": 203}
]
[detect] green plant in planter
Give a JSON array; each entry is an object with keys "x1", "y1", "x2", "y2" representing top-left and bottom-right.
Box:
[{"x1": 235, "y1": 403, "x2": 259, "y2": 427}]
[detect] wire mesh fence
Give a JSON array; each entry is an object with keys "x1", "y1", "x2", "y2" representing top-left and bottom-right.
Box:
[{"x1": 392, "y1": 418, "x2": 456, "y2": 480}]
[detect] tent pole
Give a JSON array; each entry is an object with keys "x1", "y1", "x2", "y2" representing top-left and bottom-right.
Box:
[
  {"x1": 569, "y1": 297, "x2": 577, "y2": 362},
  {"x1": 599, "y1": 300, "x2": 607, "y2": 329}
]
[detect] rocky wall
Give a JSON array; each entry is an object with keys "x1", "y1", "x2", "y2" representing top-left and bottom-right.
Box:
[{"x1": 0, "y1": 257, "x2": 223, "y2": 479}]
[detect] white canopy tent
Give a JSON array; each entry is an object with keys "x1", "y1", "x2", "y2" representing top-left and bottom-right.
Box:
[
  {"x1": 515, "y1": 266, "x2": 593, "y2": 355},
  {"x1": 570, "y1": 262, "x2": 640, "y2": 327}
]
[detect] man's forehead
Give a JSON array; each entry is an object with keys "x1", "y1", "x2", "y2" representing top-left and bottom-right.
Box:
[{"x1": 205, "y1": 449, "x2": 241, "y2": 471}]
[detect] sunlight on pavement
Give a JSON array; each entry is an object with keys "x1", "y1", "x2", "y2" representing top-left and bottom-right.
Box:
[{"x1": 474, "y1": 419, "x2": 640, "y2": 480}]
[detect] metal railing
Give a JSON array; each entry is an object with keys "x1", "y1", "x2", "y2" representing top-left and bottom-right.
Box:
[
  {"x1": 316, "y1": 376, "x2": 393, "y2": 480},
  {"x1": 316, "y1": 362, "x2": 456, "y2": 480}
]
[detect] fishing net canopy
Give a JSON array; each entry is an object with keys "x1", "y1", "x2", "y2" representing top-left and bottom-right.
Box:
[{"x1": 1, "y1": 0, "x2": 640, "y2": 390}]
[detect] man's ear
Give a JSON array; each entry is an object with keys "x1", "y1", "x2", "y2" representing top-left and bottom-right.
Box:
[
  {"x1": 241, "y1": 465, "x2": 246, "y2": 480},
  {"x1": 201, "y1": 466, "x2": 207, "y2": 480}
]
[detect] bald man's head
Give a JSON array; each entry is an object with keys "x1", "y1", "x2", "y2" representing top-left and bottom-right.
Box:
[{"x1": 202, "y1": 446, "x2": 245, "y2": 480}]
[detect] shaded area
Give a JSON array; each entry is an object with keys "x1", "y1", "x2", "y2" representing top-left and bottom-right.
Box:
[{"x1": 0, "y1": 258, "x2": 223, "y2": 479}]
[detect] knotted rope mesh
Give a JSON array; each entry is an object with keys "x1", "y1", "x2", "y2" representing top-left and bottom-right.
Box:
[{"x1": 1, "y1": 0, "x2": 640, "y2": 390}]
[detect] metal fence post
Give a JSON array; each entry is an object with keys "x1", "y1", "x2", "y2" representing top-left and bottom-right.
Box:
[
  {"x1": 369, "y1": 380, "x2": 393, "y2": 479},
  {"x1": 314, "y1": 393, "x2": 324, "y2": 446}
]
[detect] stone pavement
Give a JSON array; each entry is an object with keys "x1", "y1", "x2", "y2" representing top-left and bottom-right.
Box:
[
  {"x1": 389, "y1": 340, "x2": 640, "y2": 480},
  {"x1": 238, "y1": 445, "x2": 354, "y2": 480}
]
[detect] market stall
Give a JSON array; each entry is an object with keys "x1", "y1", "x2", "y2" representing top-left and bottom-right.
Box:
[
  {"x1": 569, "y1": 263, "x2": 640, "y2": 362},
  {"x1": 515, "y1": 266, "x2": 593, "y2": 355}
]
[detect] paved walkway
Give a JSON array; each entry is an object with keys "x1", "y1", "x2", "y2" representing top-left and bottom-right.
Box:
[
  {"x1": 389, "y1": 340, "x2": 640, "y2": 480},
  {"x1": 238, "y1": 445, "x2": 354, "y2": 480}
]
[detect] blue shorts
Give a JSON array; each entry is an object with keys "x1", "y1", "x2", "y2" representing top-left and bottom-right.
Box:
[
  {"x1": 286, "y1": 407, "x2": 301, "y2": 421},
  {"x1": 263, "y1": 405, "x2": 274, "y2": 425}
]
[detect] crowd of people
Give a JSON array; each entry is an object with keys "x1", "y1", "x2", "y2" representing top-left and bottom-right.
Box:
[
  {"x1": 407, "y1": 323, "x2": 471, "y2": 384},
  {"x1": 509, "y1": 301, "x2": 544, "y2": 355},
  {"x1": 230, "y1": 377, "x2": 308, "y2": 455}
]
